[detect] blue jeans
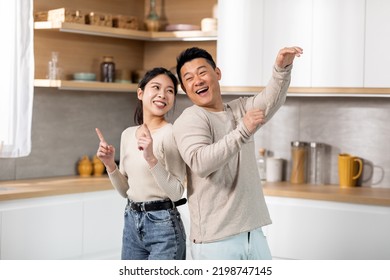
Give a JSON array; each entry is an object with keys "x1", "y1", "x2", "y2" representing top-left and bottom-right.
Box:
[
  {"x1": 121, "y1": 200, "x2": 186, "y2": 260},
  {"x1": 191, "y1": 228, "x2": 271, "y2": 260}
]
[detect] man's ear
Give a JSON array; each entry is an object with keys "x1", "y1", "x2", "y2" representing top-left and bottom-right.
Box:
[
  {"x1": 215, "y1": 67, "x2": 222, "y2": 81},
  {"x1": 180, "y1": 84, "x2": 187, "y2": 94}
]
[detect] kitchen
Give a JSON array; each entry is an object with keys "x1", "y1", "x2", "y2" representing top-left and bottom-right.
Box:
[{"x1": 0, "y1": 0, "x2": 389, "y2": 261}]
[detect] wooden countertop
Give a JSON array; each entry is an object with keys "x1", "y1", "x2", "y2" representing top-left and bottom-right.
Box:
[
  {"x1": 1, "y1": 176, "x2": 389, "y2": 207},
  {"x1": 263, "y1": 182, "x2": 390, "y2": 207},
  {"x1": 0, "y1": 176, "x2": 112, "y2": 201}
]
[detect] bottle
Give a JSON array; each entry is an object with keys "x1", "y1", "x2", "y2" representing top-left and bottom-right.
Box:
[
  {"x1": 100, "y1": 56, "x2": 115, "y2": 82},
  {"x1": 257, "y1": 148, "x2": 267, "y2": 183},
  {"x1": 47, "y1": 51, "x2": 60, "y2": 80},
  {"x1": 290, "y1": 141, "x2": 309, "y2": 184}
]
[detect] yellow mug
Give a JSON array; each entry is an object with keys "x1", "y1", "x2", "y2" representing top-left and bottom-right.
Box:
[{"x1": 338, "y1": 154, "x2": 363, "y2": 187}]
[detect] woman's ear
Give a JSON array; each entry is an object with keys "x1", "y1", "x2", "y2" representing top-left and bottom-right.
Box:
[{"x1": 137, "y1": 88, "x2": 143, "y2": 100}]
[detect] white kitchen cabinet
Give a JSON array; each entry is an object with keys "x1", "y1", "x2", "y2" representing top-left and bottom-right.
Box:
[
  {"x1": 218, "y1": 0, "x2": 366, "y2": 89},
  {"x1": 311, "y1": 0, "x2": 365, "y2": 87},
  {"x1": 0, "y1": 194, "x2": 84, "y2": 259},
  {"x1": 82, "y1": 190, "x2": 125, "y2": 259},
  {"x1": 262, "y1": 0, "x2": 312, "y2": 87},
  {"x1": 0, "y1": 190, "x2": 125, "y2": 260},
  {"x1": 264, "y1": 196, "x2": 390, "y2": 260},
  {"x1": 217, "y1": 0, "x2": 265, "y2": 87},
  {"x1": 364, "y1": 0, "x2": 390, "y2": 87}
]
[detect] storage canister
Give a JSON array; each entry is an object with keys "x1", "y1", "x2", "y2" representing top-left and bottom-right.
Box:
[
  {"x1": 290, "y1": 141, "x2": 309, "y2": 184},
  {"x1": 308, "y1": 142, "x2": 326, "y2": 185}
]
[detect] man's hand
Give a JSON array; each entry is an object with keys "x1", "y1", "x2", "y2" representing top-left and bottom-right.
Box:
[
  {"x1": 243, "y1": 109, "x2": 265, "y2": 134},
  {"x1": 275, "y1": 46, "x2": 303, "y2": 68}
]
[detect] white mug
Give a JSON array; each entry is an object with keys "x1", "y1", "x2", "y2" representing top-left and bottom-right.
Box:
[{"x1": 266, "y1": 157, "x2": 283, "y2": 182}]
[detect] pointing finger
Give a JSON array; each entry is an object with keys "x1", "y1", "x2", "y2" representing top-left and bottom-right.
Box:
[
  {"x1": 142, "y1": 124, "x2": 152, "y2": 138},
  {"x1": 95, "y1": 128, "x2": 106, "y2": 143}
]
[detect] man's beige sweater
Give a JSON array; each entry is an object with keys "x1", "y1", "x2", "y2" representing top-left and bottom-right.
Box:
[{"x1": 173, "y1": 65, "x2": 292, "y2": 243}]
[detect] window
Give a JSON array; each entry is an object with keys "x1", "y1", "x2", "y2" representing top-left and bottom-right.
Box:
[{"x1": 0, "y1": 0, "x2": 34, "y2": 157}]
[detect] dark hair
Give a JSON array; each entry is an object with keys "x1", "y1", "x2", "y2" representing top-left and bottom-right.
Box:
[
  {"x1": 134, "y1": 67, "x2": 178, "y2": 125},
  {"x1": 176, "y1": 47, "x2": 217, "y2": 86}
]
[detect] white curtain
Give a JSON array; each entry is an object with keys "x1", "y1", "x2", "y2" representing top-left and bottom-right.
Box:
[{"x1": 0, "y1": 0, "x2": 34, "y2": 158}]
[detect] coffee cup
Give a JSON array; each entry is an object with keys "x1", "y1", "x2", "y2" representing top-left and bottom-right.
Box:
[
  {"x1": 338, "y1": 153, "x2": 363, "y2": 187},
  {"x1": 266, "y1": 157, "x2": 283, "y2": 182}
]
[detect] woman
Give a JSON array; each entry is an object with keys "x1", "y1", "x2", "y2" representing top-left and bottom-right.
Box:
[{"x1": 95, "y1": 67, "x2": 186, "y2": 260}]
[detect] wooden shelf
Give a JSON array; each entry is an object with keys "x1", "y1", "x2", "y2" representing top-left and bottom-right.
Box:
[
  {"x1": 34, "y1": 79, "x2": 138, "y2": 92},
  {"x1": 34, "y1": 21, "x2": 218, "y2": 42}
]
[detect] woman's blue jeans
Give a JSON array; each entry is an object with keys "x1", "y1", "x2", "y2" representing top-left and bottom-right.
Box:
[{"x1": 121, "y1": 200, "x2": 186, "y2": 260}]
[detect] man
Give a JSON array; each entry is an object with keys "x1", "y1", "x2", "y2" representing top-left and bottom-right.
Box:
[{"x1": 173, "y1": 46, "x2": 302, "y2": 259}]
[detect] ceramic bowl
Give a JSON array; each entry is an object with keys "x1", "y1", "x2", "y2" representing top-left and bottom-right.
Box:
[{"x1": 73, "y1": 72, "x2": 96, "y2": 81}]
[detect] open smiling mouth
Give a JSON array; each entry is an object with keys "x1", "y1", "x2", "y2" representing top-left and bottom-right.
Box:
[
  {"x1": 196, "y1": 87, "x2": 208, "y2": 95},
  {"x1": 153, "y1": 100, "x2": 167, "y2": 107}
]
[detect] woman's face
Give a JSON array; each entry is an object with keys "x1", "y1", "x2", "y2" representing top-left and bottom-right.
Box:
[{"x1": 137, "y1": 74, "x2": 176, "y2": 118}]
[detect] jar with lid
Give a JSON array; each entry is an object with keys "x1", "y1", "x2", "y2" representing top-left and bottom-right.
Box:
[
  {"x1": 308, "y1": 142, "x2": 326, "y2": 185},
  {"x1": 290, "y1": 141, "x2": 309, "y2": 184},
  {"x1": 100, "y1": 56, "x2": 115, "y2": 82}
]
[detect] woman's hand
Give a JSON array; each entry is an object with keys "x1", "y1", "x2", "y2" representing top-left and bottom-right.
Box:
[
  {"x1": 137, "y1": 124, "x2": 158, "y2": 168},
  {"x1": 95, "y1": 128, "x2": 116, "y2": 173}
]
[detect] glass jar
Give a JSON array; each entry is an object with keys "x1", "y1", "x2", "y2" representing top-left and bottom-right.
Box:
[
  {"x1": 290, "y1": 141, "x2": 309, "y2": 184},
  {"x1": 100, "y1": 56, "x2": 115, "y2": 82},
  {"x1": 308, "y1": 142, "x2": 326, "y2": 185}
]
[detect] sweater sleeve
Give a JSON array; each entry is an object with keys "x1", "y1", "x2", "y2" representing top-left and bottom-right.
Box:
[
  {"x1": 173, "y1": 107, "x2": 250, "y2": 178},
  {"x1": 245, "y1": 64, "x2": 292, "y2": 124},
  {"x1": 149, "y1": 126, "x2": 186, "y2": 202},
  {"x1": 107, "y1": 129, "x2": 130, "y2": 198},
  {"x1": 107, "y1": 166, "x2": 129, "y2": 198}
]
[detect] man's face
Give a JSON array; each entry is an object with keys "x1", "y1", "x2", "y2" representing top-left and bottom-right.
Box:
[{"x1": 180, "y1": 58, "x2": 223, "y2": 112}]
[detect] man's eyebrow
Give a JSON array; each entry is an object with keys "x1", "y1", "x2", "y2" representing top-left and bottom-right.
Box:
[{"x1": 183, "y1": 65, "x2": 207, "y2": 78}]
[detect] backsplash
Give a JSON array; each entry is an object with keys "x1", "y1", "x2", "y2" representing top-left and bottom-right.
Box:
[
  {"x1": 0, "y1": 89, "x2": 389, "y2": 188},
  {"x1": 254, "y1": 96, "x2": 390, "y2": 188}
]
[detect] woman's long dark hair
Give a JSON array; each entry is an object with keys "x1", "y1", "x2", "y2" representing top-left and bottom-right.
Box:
[{"x1": 133, "y1": 67, "x2": 178, "y2": 125}]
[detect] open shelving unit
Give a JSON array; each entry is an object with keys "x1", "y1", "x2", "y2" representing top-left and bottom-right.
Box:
[{"x1": 34, "y1": 21, "x2": 217, "y2": 92}]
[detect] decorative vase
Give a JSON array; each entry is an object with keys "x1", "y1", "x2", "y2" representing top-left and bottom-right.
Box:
[
  {"x1": 92, "y1": 155, "x2": 105, "y2": 176},
  {"x1": 145, "y1": 0, "x2": 160, "y2": 31},
  {"x1": 78, "y1": 155, "x2": 93, "y2": 177}
]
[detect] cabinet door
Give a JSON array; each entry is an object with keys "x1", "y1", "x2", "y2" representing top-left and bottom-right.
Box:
[
  {"x1": 312, "y1": 0, "x2": 365, "y2": 87},
  {"x1": 217, "y1": 0, "x2": 265, "y2": 86},
  {"x1": 1, "y1": 195, "x2": 83, "y2": 259},
  {"x1": 262, "y1": 0, "x2": 312, "y2": 87},
  {"x1": 265, "y1": 196, "x2": 390, "y2": 260},
  {"x1": 364, "y1": 0, "x2": 390, "y2": 87},
  {"x1": 82, "y1": 190, "x2": 125, "y2": 259}
]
